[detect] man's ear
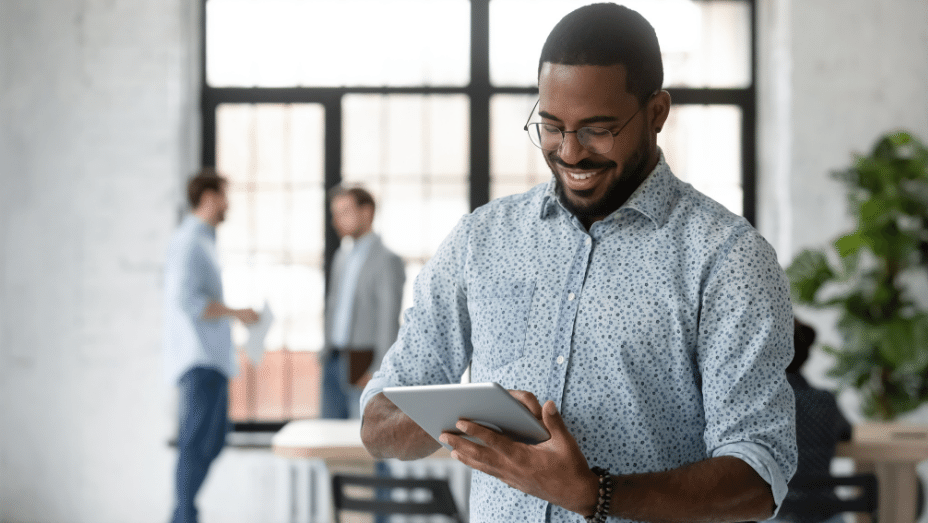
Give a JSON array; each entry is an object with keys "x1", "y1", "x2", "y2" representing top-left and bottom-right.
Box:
[
  {"x1": 360, "y1": 203, "x2": 375, "y2": 225},
  {"x1": 649, "y1": 90, "x2": 671, "y2": 133}
]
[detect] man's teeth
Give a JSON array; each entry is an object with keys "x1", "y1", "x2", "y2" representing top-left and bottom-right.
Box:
[{"x1": 567, "y1": 171, "x2": 596, "y2": 181}]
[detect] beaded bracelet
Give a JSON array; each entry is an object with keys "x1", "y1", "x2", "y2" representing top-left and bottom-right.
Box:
[{"x1": 585, "y1": 466, "x2": 613, "y2": 523}]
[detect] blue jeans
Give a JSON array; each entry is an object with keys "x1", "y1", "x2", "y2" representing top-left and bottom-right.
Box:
[
  {"x1": 320, "y1": 351, "x2": 363, "y2": 419},
  {"x1": 172, "y1": 367, "x2": 229, "y2": 523}
]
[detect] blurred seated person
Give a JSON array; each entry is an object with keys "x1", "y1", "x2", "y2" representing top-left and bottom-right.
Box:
[{"x1": 774, "y1": 318, "x2": 853, "y2": 523}]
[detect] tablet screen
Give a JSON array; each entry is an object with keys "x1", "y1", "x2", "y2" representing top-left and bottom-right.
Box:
[{"x1": 383, "y1": 382, "x2": 551, "y2": 447}]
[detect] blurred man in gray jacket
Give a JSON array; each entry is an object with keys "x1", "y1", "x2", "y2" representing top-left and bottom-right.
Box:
[{"x1": 321, "y1": 185, "x2": 405, "y2": 419}]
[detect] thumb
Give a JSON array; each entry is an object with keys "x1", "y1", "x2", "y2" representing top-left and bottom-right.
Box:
[{"x1": 542, "y1": 400, "x2": 569, "y2": 436}]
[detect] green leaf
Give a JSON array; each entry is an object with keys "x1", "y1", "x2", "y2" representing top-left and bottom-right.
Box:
[
  {"x1": 834, "y1": 232, "x2": 866, "y2": 258},
  {"x1": 785, "y1": 249, "x2": 836, "y2": 305},
  {"x1": 876, "y1": 318, "x2": 916, "y2": 367}
]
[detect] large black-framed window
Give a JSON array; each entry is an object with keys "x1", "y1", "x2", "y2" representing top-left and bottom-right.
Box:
[{"x1": 200, "y1": 0, "x2": 757, "y2": 424}]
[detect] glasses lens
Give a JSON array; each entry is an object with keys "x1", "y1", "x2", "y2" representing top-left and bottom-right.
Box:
[
  {"x1": 577, "y1": 127, "x2": 614, "y2": 154},
  {"x1": 526, "y1": 123, "x2": 543, "y2": 149},
  {"x1": 526, "y1": 124, "x2": 616, "y2": 154},
  {"x1": 527, "y1": 123, "x2": 564, "y2": 151}
]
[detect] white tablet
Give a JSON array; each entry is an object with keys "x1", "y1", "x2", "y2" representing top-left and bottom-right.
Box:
[{"x1": 382, "y1": 382, "x2": 551, "y2": 449}]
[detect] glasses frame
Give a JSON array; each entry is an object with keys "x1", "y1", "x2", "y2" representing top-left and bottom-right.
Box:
[{"x1": 522, "y1": 92, "x2": 657, "y2": 155}]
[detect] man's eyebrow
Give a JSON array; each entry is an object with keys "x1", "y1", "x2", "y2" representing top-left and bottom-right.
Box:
[{"x1": 537, "y1": 110, "x2": 620, "y2": 126}]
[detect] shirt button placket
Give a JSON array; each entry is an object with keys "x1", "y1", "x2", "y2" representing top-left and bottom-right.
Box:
[{"x1": 549, "y1": 233, "x2": 593, "y2": 405}]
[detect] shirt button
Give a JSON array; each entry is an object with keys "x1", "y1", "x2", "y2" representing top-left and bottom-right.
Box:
[
  {"x1": 556, "y1": 356, "x2": 565, "y2": 365},
  {"x1": 568, "y1": 292, "x2": 575, "y2": 301},
  {"x1": 585, "y1": 237, "x2": 592, "y2": 245}
]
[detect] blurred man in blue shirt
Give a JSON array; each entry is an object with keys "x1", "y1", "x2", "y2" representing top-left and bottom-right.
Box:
[{"x1": 163, "y1": 168, "x2": 259, "y2": 523}]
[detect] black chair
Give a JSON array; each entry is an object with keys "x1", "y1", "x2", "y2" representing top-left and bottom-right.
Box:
[
  {"x1": 331, "y1": 473, "x2": 464, "y2": 523},
  {"x1": 783, "y1": 473, "x2": 879, "y2": 523}
]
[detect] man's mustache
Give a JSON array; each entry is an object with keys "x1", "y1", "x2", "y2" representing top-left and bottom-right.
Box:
[{"x1": 546, "y1": 152, "x2": 616, "y2": 171}]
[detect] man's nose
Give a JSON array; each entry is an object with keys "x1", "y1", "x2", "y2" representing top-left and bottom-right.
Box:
[{"x1": 557, "y1": 132, "x2": 592, "y2": 165}]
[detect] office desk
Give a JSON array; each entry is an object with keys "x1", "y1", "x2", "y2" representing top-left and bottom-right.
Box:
[{"x1": 836, "y1": 423, "x2": 928, "y2": 523}]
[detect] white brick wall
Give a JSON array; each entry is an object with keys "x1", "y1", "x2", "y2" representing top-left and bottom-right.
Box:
[
  {"x1": 757, "y1": 0, "x2": 928, "y2": 261},
  {"x1": 1, "y1": 0, "x2": 927, "y2": 522},
  {"x1": 0, "y1": 0, "x2": 196, "y2": 521}
]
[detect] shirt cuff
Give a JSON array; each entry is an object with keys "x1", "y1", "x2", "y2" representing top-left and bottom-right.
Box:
[
  {"x1": 359, "y1": 374, "x2": 391, "y2": 418},
  {"x1": 712, "y1": 441, "x2": 788, "y2": 518}
]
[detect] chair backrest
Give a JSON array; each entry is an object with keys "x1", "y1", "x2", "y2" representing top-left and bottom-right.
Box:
[
  {"x1": 331, "y1": 473, "x2": 463, "y2": 523},
  {"x1": 785, "y1": 473, "x2": 879, "y2": 523}
]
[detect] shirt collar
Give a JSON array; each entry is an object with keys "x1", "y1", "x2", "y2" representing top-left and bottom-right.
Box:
[
  {"x1": 187, "y1": 214, "x2": 216, "y2": 240},
  {"x1": 621, "y1": 150, "x2": 675, "y2": 227},
  {"x1": 539, "y1": 149, "x2": 676, "y2": 228},
  {"x1": 354, "y1": 231, "x2": 376, "y2": 249},
  {"x1": 343, "y1": 231, "x2": 377, "y2": 253}
]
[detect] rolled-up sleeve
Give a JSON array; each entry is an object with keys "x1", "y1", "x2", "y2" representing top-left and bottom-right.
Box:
[
  {"x1": 697, "y1": 227, "x2": 798, "y2": 514},
  {"x1": 173, "y1": 244, "x2": 211, "y2": 319}
]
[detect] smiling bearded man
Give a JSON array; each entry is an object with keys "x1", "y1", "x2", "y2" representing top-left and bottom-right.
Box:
[{"x1": 359, "y1": 4, "x2": 797, "y2": 523}]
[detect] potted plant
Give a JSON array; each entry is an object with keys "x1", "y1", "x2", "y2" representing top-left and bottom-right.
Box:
[{"x1": 786, "y1": 131, "x2": 928, "y2": 420}]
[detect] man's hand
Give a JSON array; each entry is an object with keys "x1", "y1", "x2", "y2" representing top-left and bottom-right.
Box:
[
  {"x1": 233, "y1": 308, "x2": 260, "y2": 325},
  {"x1": 361, "y1": 392, "x2": 443, "y2": 460},
  {"x1": 438, "y1": 392, "x2": 600, "y2": 516},
  {"x1": 203, "y1": 301, "x2": 259, "y2": 324},
  {"x1": 438, "y1": 390, "x2": 777, "y2": 522}
]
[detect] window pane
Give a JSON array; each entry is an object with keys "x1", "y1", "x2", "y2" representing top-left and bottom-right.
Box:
[
  {"x1": 206, "y1": 0, "x2": 470, "y2": 87},
  {"x1": 490, "y1": 94, "x2": 551, "y2": 200},
  {"x1": 490, "y1": 0, "x2": 750, "y2": 88},
  {"x1": 215, "y1": 103, "x2": 326, "y2": 352},
  {"x1": 343, "y1": 94, "x2": 470, "y2": 309},
  {"x1": 658, "y1": 105, "x2": 743, "y2": 215}
]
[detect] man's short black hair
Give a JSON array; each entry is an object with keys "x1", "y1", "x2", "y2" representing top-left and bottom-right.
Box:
[
  {"x1": 328, "y1": 184, "x2": 376, "y2": 213},
  {"x1": 787, "y1": 318, "x2": 817, "y2": 374},
  {"x1": 538, "y1": 3, "x2": 663, "y2": 105},
  {"x1": 187, "y1": 168, "x2": 226, "y2": 209}
]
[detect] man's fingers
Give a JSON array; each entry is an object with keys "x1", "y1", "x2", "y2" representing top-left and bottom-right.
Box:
[
  {"x1": 441, "y1": 427, "x2": 503, "y2": 470},
  {"x1": 509, "y1": 389, "x2": 544, "y2": 419},
  {"x1": 456, "y1": 419, "x2": 507, "y2": 447},
  {"x1": 542, "y1": 400, "x2": 570, "y2": 437}
]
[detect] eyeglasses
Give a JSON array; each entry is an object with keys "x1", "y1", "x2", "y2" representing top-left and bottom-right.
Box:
[{"x1": 522, "y1": 97, "x2": 649, "y2": 155}]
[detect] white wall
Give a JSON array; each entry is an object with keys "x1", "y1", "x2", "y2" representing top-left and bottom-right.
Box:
[
  {"x1": 1, "y1": 0, "x2": 927, "y2": 522},
  {"x1": 0, "y1": 0, "x2": 196, "y2": 521},
  {"x1": 758, "y1": 0, "x2": 928, "y2": 262}
]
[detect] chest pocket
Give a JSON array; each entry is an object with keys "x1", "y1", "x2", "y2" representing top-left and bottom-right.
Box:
[{"x1": 468, "y1": 280, "x2": 535, "y2": 370}]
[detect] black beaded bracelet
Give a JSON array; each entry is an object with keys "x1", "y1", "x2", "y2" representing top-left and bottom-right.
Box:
[{"x1": 585, "y1": 466, "x2": 613, "y2": 523}]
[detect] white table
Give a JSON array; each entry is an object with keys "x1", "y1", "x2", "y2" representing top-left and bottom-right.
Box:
[{"x1": 272, "y1": 419, "x2": 454, "y2": 523}]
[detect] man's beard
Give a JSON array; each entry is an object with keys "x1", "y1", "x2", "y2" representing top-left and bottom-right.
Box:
[{"x1": 549, "y1": 127, "x2": 653, "y2": 222}]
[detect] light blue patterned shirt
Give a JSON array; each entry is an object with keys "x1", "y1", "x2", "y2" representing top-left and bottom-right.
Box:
[{"x1": 363, "y1": 154, "x2": 797, "y2": 523}]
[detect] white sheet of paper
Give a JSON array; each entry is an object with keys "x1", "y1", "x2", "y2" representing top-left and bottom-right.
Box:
[{"x1": 245, "y1": 301, "x2": 273, "y2": 365}]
